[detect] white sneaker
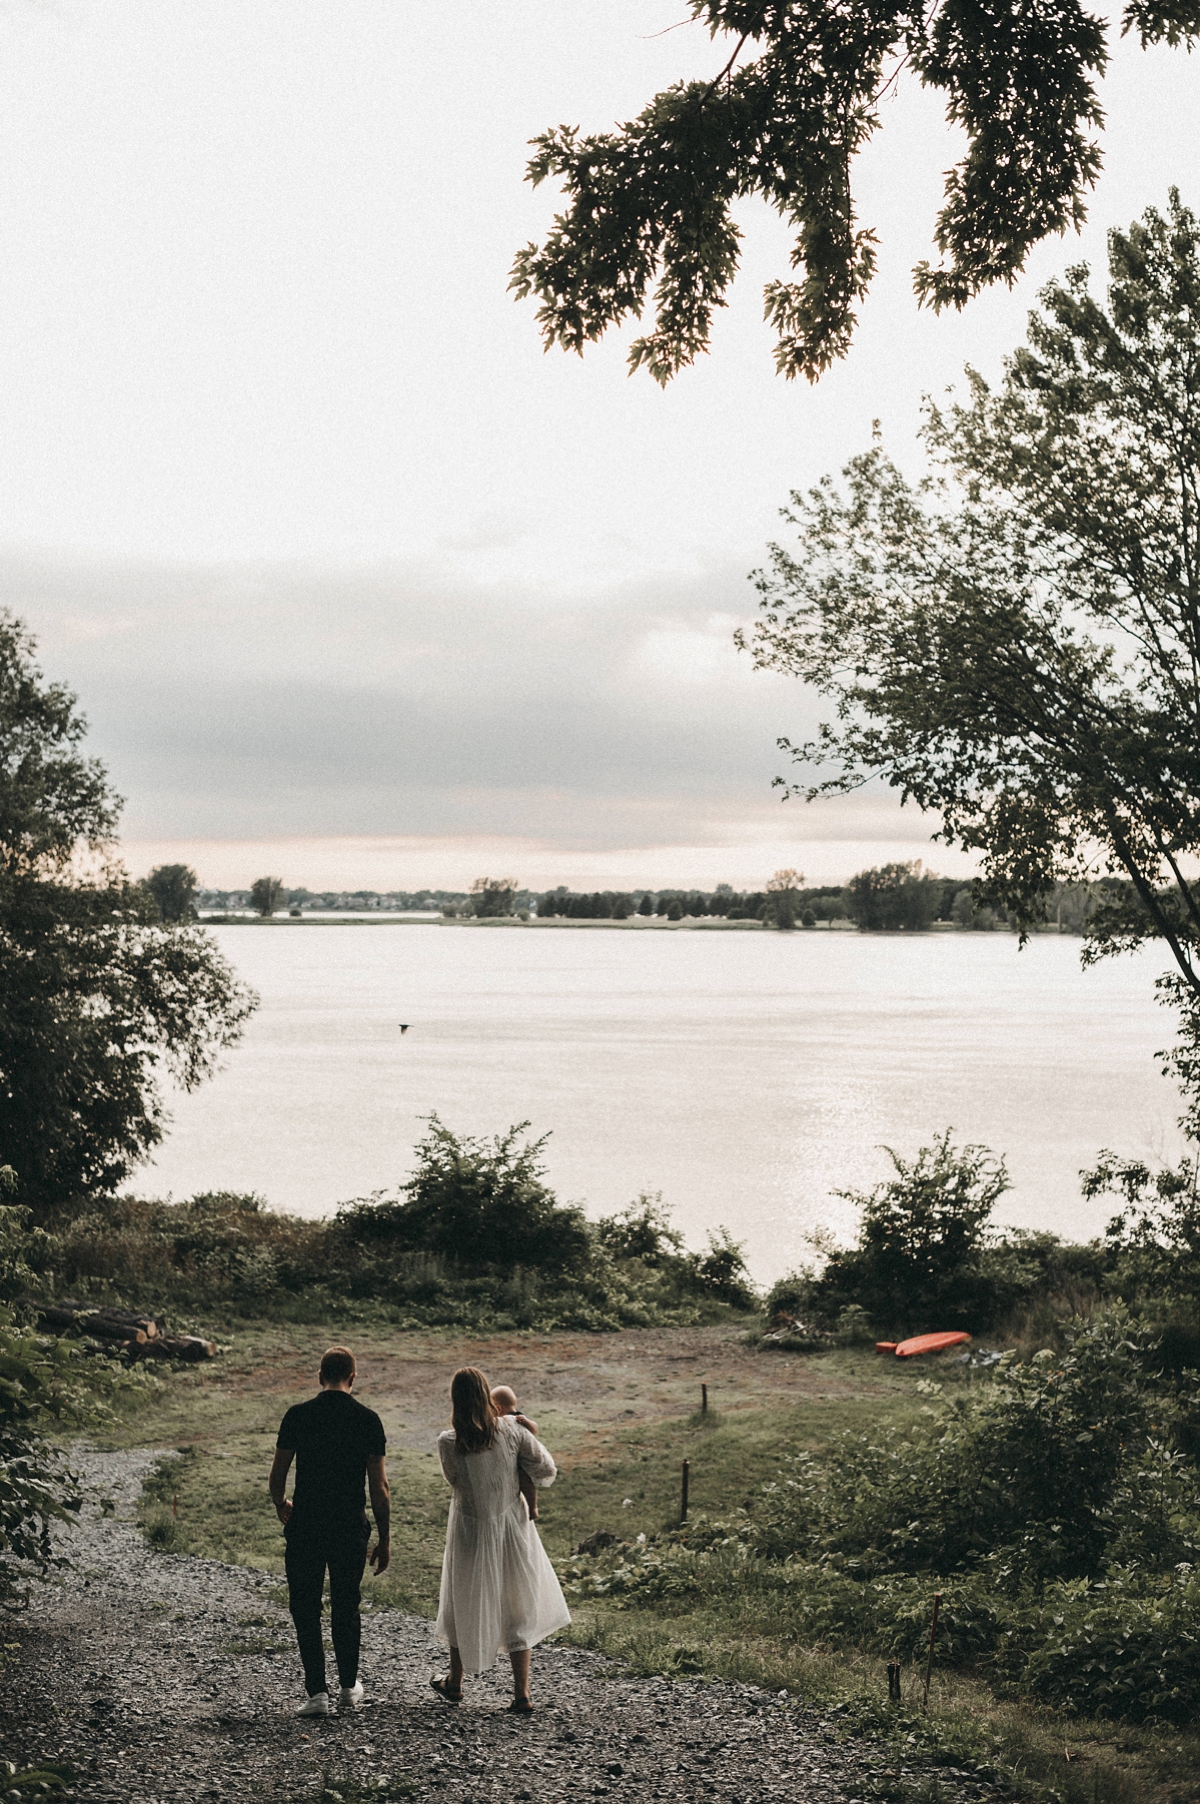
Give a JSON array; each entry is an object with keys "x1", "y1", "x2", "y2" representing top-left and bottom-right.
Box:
[
  {"x1": 338, "y1": 1681, "x2": 364, "y2": 1710},
  {"x1": 297, "y1": 1691, "x2": 331, "y2": 1717}
]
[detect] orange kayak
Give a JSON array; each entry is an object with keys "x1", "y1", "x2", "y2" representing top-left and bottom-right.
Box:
[{"x1": 894, "y1": 1331, "x2": 971, "y2": 1358}]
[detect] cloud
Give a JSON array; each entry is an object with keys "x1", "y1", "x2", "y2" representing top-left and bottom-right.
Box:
[{"x1": 9, "y1": 547, "x2": 953, "y2": 881}]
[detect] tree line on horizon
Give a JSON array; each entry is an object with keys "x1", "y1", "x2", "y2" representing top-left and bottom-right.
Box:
[{"x1": 178, "y1": 864, "x2": 1124, "y2": 931}]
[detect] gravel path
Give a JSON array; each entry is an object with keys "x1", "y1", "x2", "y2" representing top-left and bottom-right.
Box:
[{"x1": 0, "y1": 1448, "x2": 991, "y2": 1804}]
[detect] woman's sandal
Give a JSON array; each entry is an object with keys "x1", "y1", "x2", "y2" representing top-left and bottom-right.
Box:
[
  {"x1": 430, "y1": 1677, "x2": 462, "y2": 1705},
  {"x1": 507, "y1": 1697, "x2": 534, "y2": 1715}
]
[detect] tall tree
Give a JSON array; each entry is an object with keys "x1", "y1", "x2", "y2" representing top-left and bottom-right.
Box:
[
  {"x1": 739, "y1": 195, "x2": 1200, "y2": 1127},
  {"x1": 765, "y1": 866, "x2": 805, "y2": 929},
  {"x1": 469, "y1": 876, "x2": 518, "y2": 918},
  {"x1": 510, "y1": 0, "x2": 1200, "y2": 381},
  {"x1": 845, "y1": 861, "x2": 943, "y2": 931},
  {"x1": 144, "y1": 862, "x2": 198, "y2": 923},
  {"x1": 0, "y1": 615, "x2": 256, "y2": 1216},
  {"x1": 249, "y1": 875, "x2": 284, "y2": 917}
]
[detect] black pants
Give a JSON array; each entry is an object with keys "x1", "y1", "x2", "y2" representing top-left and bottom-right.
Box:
[{"x1": 284, "y1": 1515, "x2": 370, "y2": 1696}]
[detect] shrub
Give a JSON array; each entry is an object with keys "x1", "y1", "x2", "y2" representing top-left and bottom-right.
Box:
[
  {"x1": 38, "y1": 1130, "x2": 756, "y2": 1332},
  {"x1": 1012, "y1": 1569, "x2": 1200, "y2": 1723},
  {"x1": 811, "y1": 1131, "x2": 1010, "y2": 1333},
  {"x1": 1088, "y1": 1149, "x2": 1200, "y2": 1306},
  {"x1": 753, "y1": 1313, "x2": 1194, "y2": 1586},
  {"x1": 844, "y1": 862, "x2": 942, "y2": 931},
  {"x1": 334, "y1": 1116, "x2": 592, "y2": 1273},
  {"x1": 0, "y1": 1181, "x2": 114, "y2": 1601},
  {"x1": 596, "y1": 1193, "x2": 685, "y2": 1265}
]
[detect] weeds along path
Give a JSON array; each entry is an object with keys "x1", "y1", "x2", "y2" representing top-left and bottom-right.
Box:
[{"x1": 0, "y1": 1447, "x2": 990, "y2": 1804}]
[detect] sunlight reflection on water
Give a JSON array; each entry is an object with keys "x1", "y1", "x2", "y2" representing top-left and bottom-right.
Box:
[{"x1": 143, "y1": 924, "x2": 1184, "y2": 1281}]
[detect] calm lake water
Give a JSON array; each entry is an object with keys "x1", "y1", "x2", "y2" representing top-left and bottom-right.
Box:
[{"x1": 143, "y1": 923, "x2": 1185, "y2": 1282}]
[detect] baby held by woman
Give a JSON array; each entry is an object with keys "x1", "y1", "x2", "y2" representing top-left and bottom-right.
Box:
[{"x1": 491, "y1": 1384, "x2": 540, "y2": 1521}]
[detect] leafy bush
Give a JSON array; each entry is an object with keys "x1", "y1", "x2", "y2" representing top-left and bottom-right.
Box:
[
  {"x1": 334, "y1": 1117, "x2": 592, "y2": 1273},
  {"x1": 596, "y1": 1193, "x2": 685, "y2": 1264},
  {"x1": 0, "y1": 1180, "x2": 116, "y2": 1600},
  {"x1": 844, "y1": 862, "x2": 942, "y2": 932},
  {"x1": 798, "y1": 1131, "x2": 1108, "y2": 1336},
  {"x1": 810, "y1": 1132, "x2": 1010, "y2": 1332},
  {"x1": 755, "y1": 1314, "x2": 1190, "y2": 1585},
  {"x1": 39, "y1": 1129, "x2": 756, "y2": 1331},
  {"x1": 1088, "y1": 1149, "x2": 1200, "y2": 1307},
  {"x1": 1011, "y1": 1569, "x2": 1200, "y2": 1723},
  {"x1": 562, "y1": 1312, "x2": 1200, "y2": 1722}
]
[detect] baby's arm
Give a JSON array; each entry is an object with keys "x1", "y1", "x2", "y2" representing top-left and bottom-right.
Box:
[{"x1": 515, "y1": 1410, "x2": 538, "y2": 1436}]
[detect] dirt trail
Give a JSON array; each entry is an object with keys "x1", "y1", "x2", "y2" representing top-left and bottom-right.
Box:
[
  {"x1": 224, "y1": 1325, "x2": 896, "y2": 1452},
  {"x1": 0, "y1": 1444, "x2": 988, "y2": 1804}
]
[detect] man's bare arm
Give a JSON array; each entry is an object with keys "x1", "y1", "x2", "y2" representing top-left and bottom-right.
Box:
[
  {"x1": 367, "y1": 1454, "x2": 390, "y2": 1573},
  {"x1": 269, "y1": 1448, "x2": 295, "y2": 1525}
]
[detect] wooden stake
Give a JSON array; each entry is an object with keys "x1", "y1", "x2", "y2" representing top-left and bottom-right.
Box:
[
  {"x1": 701, "y1": 1383, "x2": 708, "y2": 1415},
  {"x1": 887, "y1": 1660, "x2": 901, "y2": 1702},
  {"x1": 922, "y1": 1592, "x2": 941, "y2": 1710},
  {"x1": 680, "y1": 1459, "x2": 690, "y2": 1523}
]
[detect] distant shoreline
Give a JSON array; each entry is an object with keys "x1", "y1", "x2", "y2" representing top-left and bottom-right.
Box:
[
  {"x1": 198, "y1": 914, "x2": 1015, "y2": 933},
  {"x1": 200, "y1": 912, "x2": 777, "y2": 929}
]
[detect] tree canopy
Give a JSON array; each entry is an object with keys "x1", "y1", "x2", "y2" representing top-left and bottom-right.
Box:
[
  {"x1": 738, "y1": 194, "x2": 1200, "y2": 1124},
  {"x1": 249, "y1": 875, "x2": 284, "y2": 917},
  {"x1": 0, "y1": 615, "x2": 256, "y2": 1215},
  {"x1": 511, "y1": 1, "x2": 1199, "y2": 382},
  {"x1": 143, "y1": 862, "x2": 198, "y2": 923}
]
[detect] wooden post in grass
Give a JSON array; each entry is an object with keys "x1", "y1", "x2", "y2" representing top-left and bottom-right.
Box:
[
  {"x1": 701, "y1": 1383, "x2": 708, "y2": 1415},
  {"x1": 887, "y1": 1661, "x2": 901, "y2": 1701},
  {"x1": 922, "y1": 1592, "x2": 942, "y2": 1710},
  {"x1": 680, "y1": 1459, "x2": 690, "y2": 1523}
]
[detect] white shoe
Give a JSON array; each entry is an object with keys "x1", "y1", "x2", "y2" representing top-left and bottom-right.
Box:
[
  {"x1": 297, "y1": 1691, "x2": 331, "y2": 1717},
  {"x1": 338, "y1": 1681, "x2": 364, "y2": 1710}
]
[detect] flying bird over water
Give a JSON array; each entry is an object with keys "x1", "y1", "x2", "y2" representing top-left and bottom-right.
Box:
[{"x1": 399, "y1": 1024, "x2": 409, "y2": 1034}]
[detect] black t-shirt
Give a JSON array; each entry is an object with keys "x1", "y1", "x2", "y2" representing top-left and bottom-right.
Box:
[{"x1": 276, "y1": 1390, "x2": 386, "y2": 1526}]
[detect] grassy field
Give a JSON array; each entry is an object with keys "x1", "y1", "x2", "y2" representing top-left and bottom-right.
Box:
[{"x1": 103, "y1": 1322, "x2": 1200, "y2": 1804}]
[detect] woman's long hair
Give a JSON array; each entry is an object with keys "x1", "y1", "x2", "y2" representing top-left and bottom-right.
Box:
[{"x1": 450, "y1": 1366, "x2": 498, "y2": 1454}]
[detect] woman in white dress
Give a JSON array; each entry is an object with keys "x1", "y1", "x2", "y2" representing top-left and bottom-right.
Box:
[{"x1": 431, "y1": 1366, "x2": 570, "y2": 1712}]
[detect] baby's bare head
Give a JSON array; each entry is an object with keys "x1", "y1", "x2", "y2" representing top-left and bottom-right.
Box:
[{"x1": 491, "y1": 1384, "x2": 518, "y2": 1416}]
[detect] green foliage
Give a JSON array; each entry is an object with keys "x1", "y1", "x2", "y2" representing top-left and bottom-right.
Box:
[
  {"x1": 43, "y1": 1132, "x2": 756, "y2": 1331},
  {"x1": 757, "y1": 1315, "x2": 1190, "y2": 1584},
  {"x1": 565, "y1": 1313, "x2": 1200, "y2": 1722},
  {"x1": 764, "y1": 867, "x2": 804, "y2": 929},
  {"x1": 812, "y1": 1132, "x2": 1012, "y2": 1332},
  {"x1": 596, "y1": 1192, "x2": 686, "y2": 1265},
  {"x1": 248, "y1": 875, "x2": 283, "y2": 916},
  {"x1": 1088, "y1": 1149, "x2": 1200, "y2": 1308},
  {"x1": 0, "y1": 1763, "x2": 75, "y2": 1801},
  {"x1": 694, "y1": 1226, "x2": 758, "y2": 1309},
  {"x1": 0, "y1": 613, "x2": 257, "y2": 1215},
  {"x1": 511, "y1": 0, "x2": 1122, "y2": 380},
  {"x1": 334, "y1": 1116, "x2": 592, "y2": 1273},
  {"x1": 468, "y1": 875, "x2": 517, "y2": 917},
  {"x1": 597, "y1": 1192, "x2": 757, "y2": 1310},
  {"x1": 845, "y1": 862, "x2": 943, "y2": 932},
  {"x1": 142, "y1": 863, "x2": 198, "y2": 923},
  {"x1": 740, "y1": 194, "x2": 1200, "y2": 1130},
  {"x1": 1011, "y1": 1568, "x2": 1200, "y2": 1722},
  {"x1": 0, "y1": 1199, "x2": 121, "y2": 1599}
]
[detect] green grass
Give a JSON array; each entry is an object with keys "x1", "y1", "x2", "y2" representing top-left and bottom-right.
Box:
[{"x1": 108, "y1": 1327, "x2": 1200, "y2": 1804}]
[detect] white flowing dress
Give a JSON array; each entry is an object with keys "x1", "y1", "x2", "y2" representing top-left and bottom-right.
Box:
[{"x1": 434, "y1": 1416, "x2": 571, "y2": 1672}]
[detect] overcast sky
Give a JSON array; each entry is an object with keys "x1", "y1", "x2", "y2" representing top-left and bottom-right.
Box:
[{"x1": 7, "y1": 2, "x2": 1199, "y2": 890}]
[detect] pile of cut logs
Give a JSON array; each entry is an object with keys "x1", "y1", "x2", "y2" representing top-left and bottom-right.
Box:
[{"x1": 32, "y1": 1299, "x2": 217, "y2": 1361}]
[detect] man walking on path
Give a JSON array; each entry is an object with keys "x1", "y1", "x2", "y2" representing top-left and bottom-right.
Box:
[{"x1": 269, "y1": 1345, "x2": 390, "y2": 1716}]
